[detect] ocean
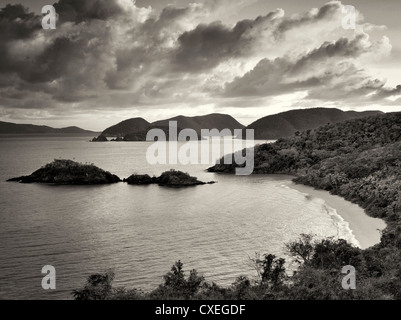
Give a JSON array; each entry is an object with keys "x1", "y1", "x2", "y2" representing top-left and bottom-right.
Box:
[{"x1": 0, "y1": 135, "x2": 358, "y2": 299}]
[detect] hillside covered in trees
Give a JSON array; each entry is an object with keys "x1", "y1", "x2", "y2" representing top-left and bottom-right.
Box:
[
  {"x1": 74, "y1": 112, "x2": 401, "y2": 300},
  {"x1": 209, "y1": 112, "x2": 401, "y2": 223},
  {"x1": 245, "y1": 108, "x2": 382, "y2": 140}
]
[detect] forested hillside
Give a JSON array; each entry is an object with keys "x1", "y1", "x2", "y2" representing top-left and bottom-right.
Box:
[
  {"x1": 246, "y1": 108, "x2": 382, "y2": 139},
  {"x1": 210, "y1": 112, "x2": 401, "y2": 224}
]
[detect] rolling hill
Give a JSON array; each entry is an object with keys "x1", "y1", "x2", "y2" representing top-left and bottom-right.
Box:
[
  {"x1": 0, "y1": 121, "x2": 99, "y2": 135},
  {"x1": 93, "y1": 108, "x2": 386, "y2": 142},
  {"x1": 100, "y1": 118, "x2": 150, "y2": 137},
  {"x1": 247, "y1": 108, "x2": 383, "y2": 140},
  {"x1": 95, "y1": 113, "x2": 245, "y2": 141}
]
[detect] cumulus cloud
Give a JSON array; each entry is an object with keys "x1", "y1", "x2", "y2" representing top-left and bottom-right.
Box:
[
  {"x1": 54, "y1": 0, "x2": 124, "y2": 23},
  {"x1": 0, "y1": 0, "x2": 399, "y2": 128},
  {"x1": 223, "y1": 33, "x2": 390, "y2": 101},
  {"x1": 173, "y1": 10, "x2": 283, "y2": 71},
  {"x1": 0, "y1": 4, "x2": 41, "y2": 74}
]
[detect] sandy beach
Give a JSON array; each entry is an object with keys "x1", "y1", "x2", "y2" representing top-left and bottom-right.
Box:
[{"x1": 286, "y1": 180, "x2": 387, "y2": 249}]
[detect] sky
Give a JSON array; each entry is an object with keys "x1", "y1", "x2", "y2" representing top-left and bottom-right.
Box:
[{"x1": 0, "y1": 0, "x2": 400, "y2": 130}]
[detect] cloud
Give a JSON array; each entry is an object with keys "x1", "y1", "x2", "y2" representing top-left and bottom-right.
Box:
[
  {"x1": 0, "y1": 4, "x2": 41, "y2": 39},
  {"x1": 0, "y1": 4, "x2": 42, "y2": 76},
  {"x1": 54, "y1": 0, "x2": 124, "y2": 23},
  {"x1": 173, "y1": 10, "x2": 283, "y2": 71},
  {"x1": 223, "y1": 33, "x2": 389, "y2": 99},
  {"x1": 371, "y1": 85, "x2": 401, "y2": 100},
  {"x1": 0, "y1": 0, "x2": 399, "y2": 128}
]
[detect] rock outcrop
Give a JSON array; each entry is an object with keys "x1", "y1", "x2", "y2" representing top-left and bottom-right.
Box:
[
  {"x1": 7, "y1": 159, "x2": 121, "y2": 185},
  {"x1": 124, "y1": 170, "x2": 215, "y2": 187}
]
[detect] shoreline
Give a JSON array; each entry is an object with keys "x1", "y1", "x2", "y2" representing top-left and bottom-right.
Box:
[{"x1": 285, "y1": 180, "x2": 387, "y2": 250}]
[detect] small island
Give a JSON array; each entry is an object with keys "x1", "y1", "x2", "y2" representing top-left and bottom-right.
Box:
[
  {"x1": 124, "y1": 170, "x2": 215, "y2": 187},
  {"x1": 7, "y1": 159, "x2": 121, "y2": 185},
  {"x1": 7, "y1": 163, "x2": 214, "y2": 187},
  {"x1": 91, "y1": 135, "x2": 108, "y2": 142}
]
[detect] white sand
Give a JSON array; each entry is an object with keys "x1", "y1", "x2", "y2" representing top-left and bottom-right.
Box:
[{"x1": 286, "y1": 181, "x2": 387, "y2": 249}]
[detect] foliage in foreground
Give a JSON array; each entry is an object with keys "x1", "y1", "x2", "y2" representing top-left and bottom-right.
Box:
[{"x1": 72, "y1": 234, "x2": 400, "y2": 300}]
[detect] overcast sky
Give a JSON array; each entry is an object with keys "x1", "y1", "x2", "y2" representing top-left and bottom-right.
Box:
[{"x1": 1, "y1": 0, "x2": 400, "y2": 130}]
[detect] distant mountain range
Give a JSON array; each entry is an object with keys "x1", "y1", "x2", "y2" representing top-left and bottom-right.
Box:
[
  {"x1": 1, "y1": 108, "x2": 384, "y2": 140},
  {"x1": 0, "y1": 121, "x2": 99, "y2": 135},
  {"x1": 246, "y1": 108, "x2": 383, "y2": 140},
  {"x1": 93, "y1": 108, "x2": 383, "y2": 141},
  {"x1": 96, "y1": 113, "x2": 245, "y2": 141}
]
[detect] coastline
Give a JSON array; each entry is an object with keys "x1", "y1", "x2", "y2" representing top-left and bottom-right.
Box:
[{"x1": 285, "y1": 180, "x2": 387, "y2": 250}]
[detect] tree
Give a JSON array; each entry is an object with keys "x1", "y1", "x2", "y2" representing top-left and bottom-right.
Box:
[
  {"x1": 285, "y1": 233, "x2": 315, "y2": 264},
  {"x1": 163, "y1": 260, "x2": 186, "y2": 289},
  {"x1": 249, "y1": 253, "x2": 286, "y2": 287},
  {"x1": 150, "y1": 261, "x2": 205, "y2": 299},
  {"x1": 72, "y1": 270, "x2": 115, "y2": 300}
]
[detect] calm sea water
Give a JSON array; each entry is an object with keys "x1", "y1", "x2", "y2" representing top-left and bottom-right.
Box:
[{"x1": 0, "y1": 135, "x2": 357, "y2": 299}]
